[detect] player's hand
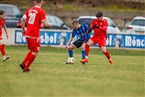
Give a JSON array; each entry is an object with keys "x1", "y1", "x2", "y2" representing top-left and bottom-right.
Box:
[
  {"x1": 22, "y1": 30, "x2": 25, "y2": 36},
  {"x1": 87, "y1": 29, "x2": 92, "y2": 34},
  {"x1": 41, "y1": 23, "x2": 44, "y2": 28},
  {"x1": 6, "y1": 34, "x2": 8, "y2": 39},
  {"x1": 93, "y1": 25, "x2": 99, "y2": 29},
  {"x1": 65, "y1": 45, "x2": 69, "y2": 49}
]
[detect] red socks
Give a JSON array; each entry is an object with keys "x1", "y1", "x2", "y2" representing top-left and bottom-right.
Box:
[
  {"x1": 22, "y1": 51, "x2": 32, "y2": 65},
  {"x1": 85, "y1": 44, "x2": 90, "y2": 57},
  {"x1": 24, "y1": 53, "x2": 36, "y2": 70},
  {"x1": 103, "y1": 51, "x2": 111, "y2": 60},
  {"x1": 0, "y1": 44, "x2": 6, "y2": 56},
  {"x1": 22, "y1": 51, "x2": 37, "y2": 70}
]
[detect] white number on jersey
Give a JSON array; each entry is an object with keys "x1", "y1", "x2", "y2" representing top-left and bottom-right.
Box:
[{"x1": 28, "y1": 12, "x2": 36, "y2": 24}]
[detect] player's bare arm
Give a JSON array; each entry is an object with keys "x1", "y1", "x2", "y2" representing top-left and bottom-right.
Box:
[
  {"x1": 65, "y1": 36, "x2": 74, "y2": 49},
  {"x1": 42, "y1": 20, "x2": 51, "y2": 28},
  {"x1": 20, "y1": 16, "x2": 26, "y2": 36},
  {"x1": 3, "y1": 24, "x2": 8, "y2": 39}
]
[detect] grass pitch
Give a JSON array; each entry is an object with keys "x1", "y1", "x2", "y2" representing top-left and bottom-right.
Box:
[{"x1": 0, "y1": 46, "x2": 144, "y2": 97}]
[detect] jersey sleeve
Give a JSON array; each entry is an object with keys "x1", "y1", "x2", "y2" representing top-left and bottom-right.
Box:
[
  {"x1": 41, "y1": 10, "x2": 46, "y2": 22},
  {"x1": 21, "y1": 14, "x2": 27, "y2": 20},
  {"x1": 21, "y1": 9, "x2": 29, "y2": 21},
  {"x1": 72, "y1": 29, "x2": 77, "y2": 37},
  {"x1": 84, "y1": 24, "x2": 89, "y2": 31},
  {"x1": 89, "y1": 19, "x2": 95, "y2": 30}
]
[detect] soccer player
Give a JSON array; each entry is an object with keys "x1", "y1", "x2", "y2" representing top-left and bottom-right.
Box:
[
  {"x1": 0, "y1": 10, "x2": 10, "y2": 62},
  {"x1": 19, "y1": 0, "x2": 51, "y2": 72},
  {"x1": 65, "y1": 19, "x2": 90, "y2": 64},
  {"x1": 81, "y1": 12, "x2": 113, "y2": 65}
]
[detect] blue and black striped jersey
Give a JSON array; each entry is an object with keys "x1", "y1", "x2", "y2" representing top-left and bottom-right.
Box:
[{"x1": 72, "y1": 24, "x2": 90, "y2": 41}]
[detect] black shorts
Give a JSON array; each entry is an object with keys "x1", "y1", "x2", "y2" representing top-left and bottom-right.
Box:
[{"x1": 73, "y1": 39, "x2": 87, "y2": 48}]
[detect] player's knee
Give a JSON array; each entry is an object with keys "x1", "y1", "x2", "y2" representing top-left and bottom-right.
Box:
[
  {"x1": 81, "y1": 46, "x2": 85, "y2": 50},
  {"x1": 102, "y1": 50, "x2": 106, "y2": 53},
  {"x1": 30, "y1": 47, "x2": 40, "y2": 53},
  {"x1": 101, "y1": 47, "x2": 106, "y2": 53},
  {"x1": 67, "y1": 45, "x2": 75, "y2": 50},
  {"x1": 37, "y1": 47, "x2": 40, "y2": 52},
  {"x1": 31, "y1": 51, "x2": 38, "y2": 55},
  {"x1": 87, "y1": 41, "x2": 92, "y2": 46},
  {"x1": 87, "y1": 43, "x2": 91, "y2": 46},
  {"x1": 68, "y1": 47, "x2": 73, "y2": 50}
]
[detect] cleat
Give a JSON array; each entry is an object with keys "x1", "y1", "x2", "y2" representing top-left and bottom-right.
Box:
[
  {"x1": 80, "y1": 58, "x2": 88, "y2": 63},
  {"x1": 82, "y1": 62, "x2": 85, "y2": 65},
  {"x1": 23, "y1": 69, "x2": 30, "y2": 72},
  {"x1": 109, "y1": 59, "x2": 113, "y2": 65},
  {"x1": 2, "y1": 56, "x2": 10, "y2": 62},
  {"x1": 19, "y1": 63, "x2": 25, "y2": 70}
]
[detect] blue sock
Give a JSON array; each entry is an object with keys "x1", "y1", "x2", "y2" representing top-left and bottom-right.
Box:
[
  {"x1": 82, "y1": 50, "x2": 86, "y2": 59},
  {"x1": 68, "y1": 50, "x2": 73, "y2": 58}
]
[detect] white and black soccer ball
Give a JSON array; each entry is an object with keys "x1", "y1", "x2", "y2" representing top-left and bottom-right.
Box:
[{"x1": 67, "y1": 58, "x2": 75, "y2": 64}]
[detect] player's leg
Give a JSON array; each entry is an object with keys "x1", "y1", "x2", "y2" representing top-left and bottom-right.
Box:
[
  {"x1": 86, "y1": 39, "x2": 93, "y2": 58},
  {"x1": 22, "y1": 38, "x2": 40, "y2": 72},
  {"x1": 98, "y1": 38, "x2": 113, "y2": 65},
  {"x1": 80, "y1": 43, "x2": 88, "y2": 64},
  {"x1": 81, "y1": 42, "x2": 86, "y2": 59},
  {"x1": 0, "y1": 39, "x2": 9, "y2": 62},
  {"x1": 66, "y1": 44, "x2": 76, "y2": 64},
  {"x1": 0, "y1": 40, "x2": 5, "y2": 57},
  {"x1": 67, "y1": 44, "x2": 76, "y2": 58},
  {"x1": 85, "y1": 44, "x2": 90, "y2": 59},
  {"x1": 24, "y1": 51, "x2": 37, "y2": 72},
  {"x1": 19, "y1": 50, "x2": 32, "y2": 70},
  {"x1": 19, "y1": 37, "x2": 31, "y2": 70},
  {"x1": 101, "y1": 46, "x2": 110, "y2": 59},
  {"x1": 80, "y1": 38, "x2": 94, "y2": 63}
]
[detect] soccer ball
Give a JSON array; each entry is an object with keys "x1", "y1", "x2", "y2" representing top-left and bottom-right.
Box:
[{"x1": 67, "y1": 58, "x2": 75, "y2": 64}]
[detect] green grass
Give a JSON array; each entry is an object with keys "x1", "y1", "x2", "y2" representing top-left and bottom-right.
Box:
[{"x1": 0, "y1": 46, "x2": 145, "y2": 97}]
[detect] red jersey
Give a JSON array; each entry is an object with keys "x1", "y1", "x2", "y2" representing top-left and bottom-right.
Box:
[
  {"x1": 0, "y1": 19, "x2": 5, "y2": 37},
  {"x1": 90, "y1": 18, "x2": 108, "y2": 39},
  {"x1": 23, "y1": 6, "x2": 46, "y2": 38}
]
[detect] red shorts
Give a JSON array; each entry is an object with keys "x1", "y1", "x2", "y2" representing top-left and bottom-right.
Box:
[
  {"x1": 90, "y1": 36, "x2": 107, "y2": 47},
  {"x1": 26, "y1": 37, "x2": 40, "y2": 53}
]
